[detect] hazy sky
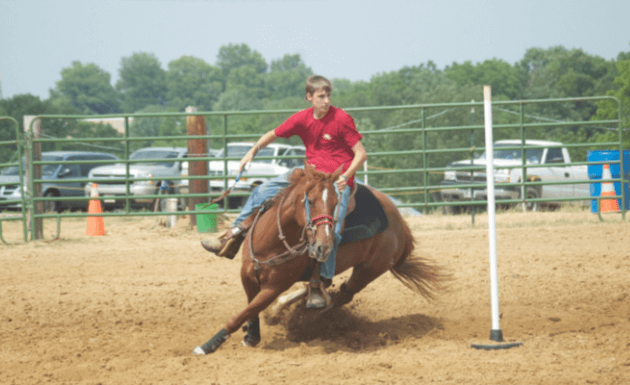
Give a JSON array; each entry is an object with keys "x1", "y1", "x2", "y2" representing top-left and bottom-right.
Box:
[{"x1": 1, "y1": 0, "x2": 629, "y2": 100}]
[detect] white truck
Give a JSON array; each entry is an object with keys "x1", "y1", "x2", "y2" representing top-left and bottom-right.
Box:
[
  {"x1": 85, "y1": 147, "x2": 188, "y2": 208},
  {"x1": 440, "y1": 140, "x2": 589, "y2": 213},
  {"x1": 207, "y1": 142, "x2": 306, "y2": 208}
]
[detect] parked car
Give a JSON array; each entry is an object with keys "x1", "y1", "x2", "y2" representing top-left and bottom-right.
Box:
[
  {"x1": 179, "y1": 149, "x2": 220, "y2": 209},
  {"x1": 84, "y1": 147, "x2": 188, "y2": 208},
  {"x1": 208, "y1": 142, "x2": 306, "y2": 208},
  {"x1": 440, "y1": 140, "x2": 589, "y2": 213},
  {"x1": 0, "y1": 151, "x2": 119, "y2": 212}
]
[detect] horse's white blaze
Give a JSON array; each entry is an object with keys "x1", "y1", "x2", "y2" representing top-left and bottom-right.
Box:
[{"x1": 320, "y1": 188, "x2": 332, "y2": 236}]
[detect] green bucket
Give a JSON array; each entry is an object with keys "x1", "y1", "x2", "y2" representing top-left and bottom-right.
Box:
[{"x1": 195, "y1": 203, "x2": 218, "y2": 233}]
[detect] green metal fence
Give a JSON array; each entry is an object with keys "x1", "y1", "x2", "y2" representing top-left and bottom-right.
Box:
[
  {"x1": 0, "y1": 95, "x2": 625, "y2": 243},
  {"x1": 0, "y1": 116, "x2": 28, "y2": 243}
]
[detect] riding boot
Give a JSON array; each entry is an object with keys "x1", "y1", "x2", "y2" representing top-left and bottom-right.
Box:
[
  {"x1": 200, "y1": 221, "x2": 249, "y2": 259},
  {"x1": 306, "y1": 263, "x2": 332, "y2": 309},
  {"x1": 199, "y1": 205, "x2": 264, "y2": 259}
]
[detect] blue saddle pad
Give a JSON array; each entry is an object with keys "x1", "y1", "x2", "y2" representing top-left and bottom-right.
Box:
[{"x1": 340, "y1": 183, "x2": 389, "y2": 245}]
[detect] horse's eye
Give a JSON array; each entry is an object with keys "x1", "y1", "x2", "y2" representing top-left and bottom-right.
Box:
[{"x1": 307, "y1": 199, "x2": 315, "y2": 207}]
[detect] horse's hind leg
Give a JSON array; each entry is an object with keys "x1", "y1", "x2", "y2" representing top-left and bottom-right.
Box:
[
  {"x1": 243, "y1": 317, "x2": 261, "y2": 347},
  {"x1": 334, "y1": 252, "x2": 393, "y2": 308},
  {"x1": 266, "y1": 286, "x2": 308, "y2": 325}
]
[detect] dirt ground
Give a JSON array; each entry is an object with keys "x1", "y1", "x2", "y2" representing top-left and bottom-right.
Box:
[{"x1": 1, "y1": 208, "x2": 629, "y2": 384}]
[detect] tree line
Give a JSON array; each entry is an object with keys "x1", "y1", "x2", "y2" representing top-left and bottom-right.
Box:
[{"x1": 1, "y1": 43, "x2": 628, "y2": 202}]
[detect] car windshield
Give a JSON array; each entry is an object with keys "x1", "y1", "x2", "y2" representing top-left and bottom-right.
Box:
[
  {"x1": 130, "y1": 150, "x2": 180, "y2": 167},
  {"x1": 478, "y1": 144, "x2": 544, "y2": 164},
  {"x1": 216, "y1": 145, "x2": 275, "y2": 164},
  {"x1": 1, "y1": 155, "x2": 63, "y2": 176}
]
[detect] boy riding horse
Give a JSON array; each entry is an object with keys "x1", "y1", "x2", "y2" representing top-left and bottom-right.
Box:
[{"x1": 201, "y1": 75, "x2": 367, "y2": 308}]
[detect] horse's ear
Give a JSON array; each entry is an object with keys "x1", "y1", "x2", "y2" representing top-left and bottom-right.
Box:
[{"x1": 331, "y1": 164, "x2": 344, "y2": 181}]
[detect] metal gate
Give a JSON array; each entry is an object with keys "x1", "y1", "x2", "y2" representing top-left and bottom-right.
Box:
[{"x1": 0, "y1": 95, "x2": 624, "y2": 243}]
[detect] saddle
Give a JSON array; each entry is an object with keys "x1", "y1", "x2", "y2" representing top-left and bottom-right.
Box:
[
  {"x1": 340, "y1": 183, "x2": 389, "y2": 244},
  {"x1": 297, "y1": 183, "x2": 389, "y2": 282}
]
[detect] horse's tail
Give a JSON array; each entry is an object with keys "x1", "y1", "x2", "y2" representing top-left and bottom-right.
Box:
[{"x1": 390, "y1": 219, "x2": 449, "y2": 300}]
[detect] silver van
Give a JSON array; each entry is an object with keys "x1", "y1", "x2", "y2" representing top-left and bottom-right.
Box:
[{"x1": 0, "y1": 151, "x2": 119, "y2": 212}]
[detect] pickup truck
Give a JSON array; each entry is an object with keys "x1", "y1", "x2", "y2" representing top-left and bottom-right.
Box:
[
  {"x1": 84, "y1": 147, "x2": 188, "y2": 208},
  {"x1": 207, "y1": 142, "x2": 306, "y2": 208},
  {"x1": 440, "y1": 140, "x2": 589, "y2": 213}
]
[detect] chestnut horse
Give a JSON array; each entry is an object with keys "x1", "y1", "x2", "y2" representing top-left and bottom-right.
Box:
[{"x1": 193, "y1": 164, "x2": 443, "y2": 354}]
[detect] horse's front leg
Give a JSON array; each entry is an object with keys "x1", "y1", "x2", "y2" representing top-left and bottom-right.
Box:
[{"x1": 193, "y1": 287, "x2": 280, "y2": 355}]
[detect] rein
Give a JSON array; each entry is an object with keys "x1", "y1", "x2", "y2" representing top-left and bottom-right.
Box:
[
  {"x1": 198, "y1": 167, "x2": 247, "y2": 210},
  {"x1": 248, "y1": 184, "x2": 342, "y2": 272}
]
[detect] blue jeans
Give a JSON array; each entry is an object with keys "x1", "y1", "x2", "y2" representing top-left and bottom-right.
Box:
[{"x1": 233, "y1": 168, "x2": 351, "y2": 279}]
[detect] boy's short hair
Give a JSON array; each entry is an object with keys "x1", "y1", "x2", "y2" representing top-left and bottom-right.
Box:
[{"x1": 305, "y1": 75, "x2": 333, "y2": 98}]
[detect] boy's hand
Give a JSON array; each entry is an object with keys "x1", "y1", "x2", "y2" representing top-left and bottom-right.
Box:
[
  {"x1": 239, "y1": 153, "x2": 253, "y2": 173},
  {"x1": 336, "y1": 175, "x2": 347, "y2": 192},
  {"x1": 239, "y1": 145, "x2": 257, "y2": 173}
]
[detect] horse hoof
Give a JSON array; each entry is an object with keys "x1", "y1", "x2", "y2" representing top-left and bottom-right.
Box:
[
  {"x1": 192, "y1": 346, "x2": 206, "y2": 355},
  {"x1": 242, "y1": 335, "x2": 261, "y2": 348}
]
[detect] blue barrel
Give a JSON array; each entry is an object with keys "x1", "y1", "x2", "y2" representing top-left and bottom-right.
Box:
[{"x1": 587, "y1": 150, "x2": 630, "y2": 213}]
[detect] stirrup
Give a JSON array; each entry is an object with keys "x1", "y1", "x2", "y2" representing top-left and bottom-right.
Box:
[{"x1": 306, "y1": 280, "x2": 331, "y2": 309}]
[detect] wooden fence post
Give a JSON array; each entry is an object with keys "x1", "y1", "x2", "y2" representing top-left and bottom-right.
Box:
[
  {"x1": 185, "y1": 106, "x2": 209, "y2": 227},
  {"x1": 23, "y1": 116, "x2": 43, "y2": 240}
]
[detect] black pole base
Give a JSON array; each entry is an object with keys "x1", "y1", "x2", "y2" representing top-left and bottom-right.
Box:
[
  {"x1": 470, "y1": 329, "x2": 523, "y2": 350},
  {"x1": 490, "y1": 329, "x2": 503, "y2": 342}
]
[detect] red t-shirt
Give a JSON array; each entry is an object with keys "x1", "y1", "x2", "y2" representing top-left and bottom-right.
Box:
[{"x1": 275, "y1": 106, "x2": 363, "y2": 187}]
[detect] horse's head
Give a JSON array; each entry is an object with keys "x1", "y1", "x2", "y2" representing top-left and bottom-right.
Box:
[{"x1": 297, "y1": 163, "x2": 343, "y2": 263}]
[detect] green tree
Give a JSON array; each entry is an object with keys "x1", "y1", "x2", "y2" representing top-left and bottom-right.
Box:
[
  {"x1": 165, "y1": 56, "x2": 223, "y2": 112},
  {"x1": 50, "y1": 61, "x2": 121, "y2": 114},
  {"x1": 0, "y1": 95, "x2": 50, "y2": 164},
  {"x1": 445, "y1": 58, "x2": 524, "y2": 100},
  {"x1": 514, "y1": 46, "x2": 619, "y2": 157},
  {"x1": 593, "y1": 50, "x2": 630, "y2": 148},
  {"x1": 116, "y1": 52, "x2": 167, "y2": 113},
  {"x1": 225, "y1": 66, "x2": 268, "y2": 99},
  {"x1": 266, "y1": 54, "x2": 313, "y2": 100},
  {"x1": 519, "y1": 47, "x2": 616, "y2": 114},
  {"x1": 0, "y1": 93, "x2": 124, "y2": 160},
  {"x1": 216, "y1": 43, "x2": 268, "y2": 88},
  {"x1": 213, "y1": 86, "x2": 263, "y2": 112},
  {"x1": 0, "y1": 94, "x2": 78, "y2": 161},
  {"x1": 129, "y1": 105, "x2": 185, "y2": 150},
  {"x1": 62, "y1": 121, "x2": 124, "y2": 154}
]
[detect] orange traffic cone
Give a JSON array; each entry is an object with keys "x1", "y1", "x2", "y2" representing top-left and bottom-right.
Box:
[
  {"x1": 87, "y1": 183, "x2": 106, "y2": 236},
  {"x1": 600, "y1": 164, "x2": 620, "y2": 213}
]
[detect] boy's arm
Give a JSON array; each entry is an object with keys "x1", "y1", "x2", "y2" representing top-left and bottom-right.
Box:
[
  {"x1": 336, "y1": 141, "x2": 367, "y2": 191},
  {"x1": 239, "y1": 129, "x2": 278, "y2": 172}
]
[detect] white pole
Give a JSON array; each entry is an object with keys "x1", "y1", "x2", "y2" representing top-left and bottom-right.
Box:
[
  {"x1": 363, "y1": 157, "x2": 368, "y2": 185},
  {"x1": 483, "y1": 85, "x2": 502, "y2": 341}
]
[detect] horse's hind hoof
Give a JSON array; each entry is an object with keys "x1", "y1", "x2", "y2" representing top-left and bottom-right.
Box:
[{"x1": 242, "y1": 334, "x2": 261, "y2": 347}]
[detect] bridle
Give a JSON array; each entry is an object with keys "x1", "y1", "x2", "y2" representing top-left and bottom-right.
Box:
[{"x1": 248, "y1": 184, "x2": 341, "y2": 272}]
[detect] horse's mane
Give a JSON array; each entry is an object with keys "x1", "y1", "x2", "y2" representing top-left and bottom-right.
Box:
[{"x1": 268, "y1": 167, "x2": 331, "y2": 209}]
